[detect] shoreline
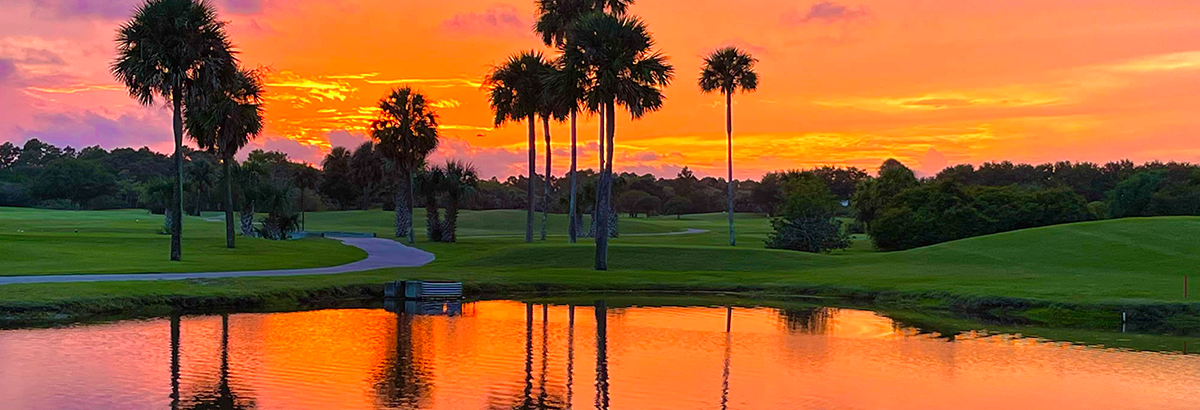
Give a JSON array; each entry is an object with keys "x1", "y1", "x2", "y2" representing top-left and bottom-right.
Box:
[{"x1": 3, "y1": 278, "x2": 1198, "y2": 338}]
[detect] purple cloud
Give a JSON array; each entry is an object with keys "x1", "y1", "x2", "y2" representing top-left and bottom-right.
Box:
[
  {"x1": 13, "y1": 110, "x2": 172, "y2": 151},
  {"x1": 439, "y1": 4, "x2": 527, "y2": 37},
  {"x1": 784, "y1": 1, "x2": 871, "y2": 25},
  {"x1": 0, "y1": 59, "x2": 16, "y2": 84},
  {"x1": 218, "y1": 0, "x2": 263, "y2": 14},
  {"x1": 30, "y1": 0, "x2": 141, "y2": 20}
]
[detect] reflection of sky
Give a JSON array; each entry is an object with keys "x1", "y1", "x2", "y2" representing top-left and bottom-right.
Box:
[
  {"x1": 2, "y1": 1, "x2": 1200, "y2": 178},
  {"x1": 1, "y1": 301, "x2": 1199, "y2": 409}
]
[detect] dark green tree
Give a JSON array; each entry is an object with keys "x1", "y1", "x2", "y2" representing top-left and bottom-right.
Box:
[{"x1": 112, "y1": 0, "x2": 235, "y2": 260}]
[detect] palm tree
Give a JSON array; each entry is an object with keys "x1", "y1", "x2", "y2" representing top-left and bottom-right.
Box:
[
  {"x1": 293, "y1": 165, "x2": 320, "y2": 231},
  {"x1": 350, "y1": 141, "x2": 382, "y2": 210},
  {"x1": 485, "y1": 51, "x2": 549, "y2": 244},
  {"x1": 700, "y1": 46, "x2": 758, "y2": 247},
  {"x1": 371, "y1": 86, "x2": 440, "y2": 242},
  {"x1": 545, "y1": 59, "x2": 589, "y2": 243},
  {"x1": 535, "y1": 0, "x2": 632, "y2": 244},
  {"x1": 186, "y1": 67, "x2": 264, "y2": 248},
  {"x1": 415, "y1": 165, "x2": 445, "y2": 241},
  {"x1": 441, "y1": 160, "x2": 479, "y2": 242},
  {"x1": 538, "y1": 79, "x2": 570, "y2": 241},
  {"x1": 112, "y1": 0, "x2": 235, "y2": 261},
  {"x1": 560, "y1": 12, "x2": 674, "y2": 269},
  {"x1": 233, "y1": 159, "x2": 269, "y2": 237},
  {"x1": 185, "y1": 156, "x2": 216, "y2": 216}
]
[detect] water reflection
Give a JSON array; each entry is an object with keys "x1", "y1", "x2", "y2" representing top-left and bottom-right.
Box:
[{"x1": 1, "y1": 301, "x2": 1199, "y2": 410}]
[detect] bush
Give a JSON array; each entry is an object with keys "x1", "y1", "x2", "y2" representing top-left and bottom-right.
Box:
[
  {"x1": 1086, "y1": 201, "x2": 1109, "y2": 220},
  {"x1": 765, "y1": 173, "x2": 850, "y2": 253},
  {"x1": 0, "y1": 182, "x2": 32, "y2": 207},
  {"x1": 868, "y1": 182, "x2": 1091, "y2": 251}
]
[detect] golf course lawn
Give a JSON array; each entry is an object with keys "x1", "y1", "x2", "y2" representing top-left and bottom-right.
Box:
[
  {"x1": 0, "y1": 207, "x2": 366, "y2": 276},
  {"x1": 2, "y1": 207, "x2": 1199, "y2": 329}
]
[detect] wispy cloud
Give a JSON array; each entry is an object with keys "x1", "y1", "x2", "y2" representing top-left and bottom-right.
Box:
[
  {"x1": 783, "y1": 1, "x2": 871, "y2": 25},
  {"x1": 439, "y1": 4, "x2": 528, "y2": 37}
]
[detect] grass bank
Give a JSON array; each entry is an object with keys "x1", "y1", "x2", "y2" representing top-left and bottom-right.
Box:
[{"x1": 0, "y1": 207, "x2": 366, "y2": 276}]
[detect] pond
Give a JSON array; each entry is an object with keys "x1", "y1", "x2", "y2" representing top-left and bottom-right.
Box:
[{"x1": 0, "y1": 300, "x2": 1197, "y2": 410}]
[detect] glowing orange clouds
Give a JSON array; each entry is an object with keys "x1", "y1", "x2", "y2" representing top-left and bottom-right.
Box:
[{"x1": 1, "y1": 0, "x2": 1199, "y2": 177}]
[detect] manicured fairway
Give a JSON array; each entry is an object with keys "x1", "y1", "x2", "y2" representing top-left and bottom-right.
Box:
[{"x1": 0, "y1": 207, "x2": 366, "y2": 276}]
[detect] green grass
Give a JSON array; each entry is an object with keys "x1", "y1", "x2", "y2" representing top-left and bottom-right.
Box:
[
  {"x1": 4, "y1": 207, "x2": 1200, "y2": 334},
  {"x1": 0, "y1": 207, "x2": 366, "y2": 276}
]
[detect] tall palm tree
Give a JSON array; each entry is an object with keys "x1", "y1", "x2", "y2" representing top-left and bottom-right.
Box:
[
  {"x1": 700, "y1": 46, "x2": 758, "y2": 247},
  {"x1": 538, "y1": 79, "x2": 570, "y2": 241},
  {"x1": 371, "y1": 86, "x2": 440, "y2": 242},
  {"x1": 185, "y1": 156, "x2": 216, "y2": 216},
  {"x1": 544, "y1": 60, "x2": 589, "y2": 243},
  {"x1": 113, "y1": 0, "x2": 235, "y2": 261},
  {"x1": 485, "y1": 51, "x2": 549, "y2": 244},
  {"x1": 441, "y1": 159, "x2": 479, "y2": 243},
  {"x1": 186, "y1": 67, "x2": 264, "y2": 248},
  {"x1": 560, "y1": 12, "x2": 674, "y2": 270},
  {"x1": 535, "y1": 0, "x2": 632, "y2": 244},
  {"x1": 415, "y1": 165, "x2": 445, "y2": 241}
]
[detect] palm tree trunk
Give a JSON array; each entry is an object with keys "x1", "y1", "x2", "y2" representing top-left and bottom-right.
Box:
[
  {"x1": 595, "y1": 99, "x2": 616, "y2": 270},
  {"x1": 568, "y1": 110, "x2": 578, "y2": 243},
  {"x1": 444, "y1": 199, "x2": 459, "y2": 242},
  {"x1": 170, "y1": 86, "x2": 183, "y2": 261},
  {"x1": 526, "y1": 115, "x2": 536, "y2": 243},
  {"x1": 240, "y1": 202, "x2": 254, "y2": 237},
  {"x1": 395, "y1": 170, "x2": 411, "y2": 238},
  {"x1": 407, "y1": 172, "x2": 415, "y2": 243},
  {"x1": 726, "y1": 91, "x2": 735, "y2": 247},
  {"x1": 223, "y1": 152, "x2": 234, "y2": 249},
  {"x1": 542, "y1": 115, "x2": 552, "y2": 241}
]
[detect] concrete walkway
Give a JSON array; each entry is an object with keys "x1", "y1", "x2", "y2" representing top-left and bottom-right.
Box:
[{"x1": 0, "y1": 237, "x2": 435, "y2": 285}]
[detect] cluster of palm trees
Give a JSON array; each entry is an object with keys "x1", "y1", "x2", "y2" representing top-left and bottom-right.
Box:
[
  {"x1": 111, "y1": 0, "x2": 759, "y2": 267},
  {"x1": 112, "y1": 0, "x2": 265, "y2": 259},
  {"x1": 485, "y1": 0, "x2": 675, "y2": 270},
  {"x1": 415, "y1": 160, "x2": 480, "y2": 243},
  {"x1": 485, "y1": 0, "x2": 760, "y2": 269}
]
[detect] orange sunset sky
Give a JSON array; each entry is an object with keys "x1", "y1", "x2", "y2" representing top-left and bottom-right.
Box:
[{"x1": 1, "y1": 0, "x2": 1198, "y2": 178}]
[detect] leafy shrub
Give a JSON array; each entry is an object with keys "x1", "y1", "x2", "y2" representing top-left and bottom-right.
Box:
[
  {"x1": 0, "y1": 182, "x2": 32, "y2": 207},
  {"x1": 868, "y1": 182, "x2": 1090, "y2": 251},
  {"x1": 765, "y1": 173, "x2": 850, "y2": 253}
]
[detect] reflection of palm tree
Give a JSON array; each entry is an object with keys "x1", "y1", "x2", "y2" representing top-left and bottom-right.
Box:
[
  {"x1": 566, "y1": 305, "x2": 575, "y2": 410},
  {"x1": 594, "y1": 300, "x2": 609, "y2": 410},
  {"x1": 180, "y1": 314, "x2": 256, "y2": 410},
  {"x1": 780, "y1": 307, "x2": 836, "y2": 334},
  {"x1": 374, "y1": 312, "x2": 433, "y2": 408},
  {"x1": 720, "y1": 307, "x2": 732, "y2": 410},
  {"x1": 171, "y1": 315, "x2": 180, "y2": 410}
]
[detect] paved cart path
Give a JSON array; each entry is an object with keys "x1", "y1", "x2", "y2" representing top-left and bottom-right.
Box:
[{"x1": 0, "y1": 237, "x2": 434, "y2": 285}]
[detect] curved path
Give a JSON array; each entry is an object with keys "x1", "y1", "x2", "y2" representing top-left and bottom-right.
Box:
[{"x1": 0, "y1": 237, "x2": 435, "y2": 285}]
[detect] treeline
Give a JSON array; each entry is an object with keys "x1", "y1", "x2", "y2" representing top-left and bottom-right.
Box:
[
  {"x1": 853, "y1": 158, "x2": 1200, "y2": 250},
  {"x1": 0, "y1": 138, "x2": 872, "y2": 220}
]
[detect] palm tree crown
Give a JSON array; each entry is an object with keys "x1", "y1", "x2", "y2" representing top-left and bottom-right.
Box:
[
  {"x1": 186, "y1": 68, "x2": 265, "y2": 157},
  {"x1": 699, "y1": 47, "x2": 759, "y2": 95},
  {"x1": 485, "y1": 51, "x2": 551, "y2": 126},
  {"x1": 535, "y1": 0, "x2": 633, "y2": 47},
  {"x1": 561, "y1": 12, "x2": 674, "y2": 119},
  {"x1": 112, "y1": 0, "x2": 236, "y2": 105},
  {"x1": 372, "y1": 86, "x2": 440, "y2": 171}
]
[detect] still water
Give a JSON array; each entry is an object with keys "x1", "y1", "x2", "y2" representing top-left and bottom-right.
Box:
[{"x1": 1, "y1": 300, "x2": 1198, "y2": 410}]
